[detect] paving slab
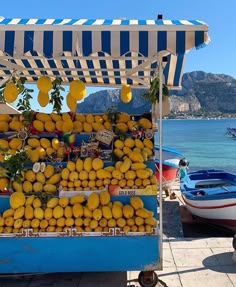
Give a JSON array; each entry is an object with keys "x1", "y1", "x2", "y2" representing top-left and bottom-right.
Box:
[
  {"x1": 169, "y1": 237, "x2": 209, "y2": 248},
  {"x1": 127, "y1": 270, "x2": 140, "y2": 286},
  {"x1": 177, "y1": 266, "x2": 235, "y2": 287},
  {"x1": 156, "y1": 267, "x2": 182, "y2": 287},
  {"x1": 171, "y1": 248, "x2": 217, "y2": 267},
  {"x1": 163, "y1": 239, "x2": 171, "y2": 249},
  {"x1": 162, "y1": 247, "x2": 175, "y2": 268},
  {"x1": 205, "y1": 237, "x2": 233, "y2": 248},
  {"x1": 220, "y1": 265, "x2": 236, "y2": 285}
]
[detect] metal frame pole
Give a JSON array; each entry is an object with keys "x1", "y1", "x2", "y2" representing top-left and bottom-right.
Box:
[{"x1": 158, "y1": 57, "x2": 163, "y2": 269}]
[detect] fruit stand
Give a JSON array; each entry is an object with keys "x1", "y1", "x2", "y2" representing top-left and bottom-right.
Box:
[{"x1": 0, "y1": 17, "x2": 209, "y2": 286}]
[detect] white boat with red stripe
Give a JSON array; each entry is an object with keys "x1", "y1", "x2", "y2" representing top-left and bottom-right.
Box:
[{"x1": 180, "y1": 169, "x2": 236, "y2": 231}]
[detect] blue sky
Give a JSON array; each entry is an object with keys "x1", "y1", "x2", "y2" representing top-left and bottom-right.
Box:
[{"x1": 1, "y1": 0, "x2": 235, "y2": 111}]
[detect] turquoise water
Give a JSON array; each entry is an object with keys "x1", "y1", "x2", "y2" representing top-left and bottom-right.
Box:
[{"x1": 158, "y1": 119, "x2": 236, "y2": 173}]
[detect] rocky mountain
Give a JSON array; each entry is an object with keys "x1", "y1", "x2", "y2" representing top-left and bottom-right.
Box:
[
  {"x1": 169, "y1": 71, "x2": 236, "y2": 113},
  {"x1": 77, "y1": 88, "x2": 151, "y2": 114},
  {"x1": 77, "y1": 71, "x2": 236, "y2": 115}
]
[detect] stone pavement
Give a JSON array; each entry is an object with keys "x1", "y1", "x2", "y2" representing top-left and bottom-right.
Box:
[{"x1": 0, "y1": 237, "x2": 235, "y2": 287}]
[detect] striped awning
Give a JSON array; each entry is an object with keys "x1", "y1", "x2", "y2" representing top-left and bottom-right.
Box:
[{"x1": 0, "y1": 18, "x2": 209, "y2": 88}]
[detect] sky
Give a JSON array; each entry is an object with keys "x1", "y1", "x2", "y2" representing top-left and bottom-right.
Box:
[{"x1": 0, "y1": 0, "x2": 235, "y2": 112}]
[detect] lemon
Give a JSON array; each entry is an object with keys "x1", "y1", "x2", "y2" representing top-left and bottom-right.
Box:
[
  {"x1": 37, "y1": 76, "x2": 52, "y2": 93},
  {"x1": 4, "y1": 82, "x2": 19, "y2": 103},
  {"x1": 66, "y1": 93, "x2": 77, "y2": 112},
  {"x1": 37, "y1": 91, "x2": 49, "y2": 107},
  {"x1": 69, "y1": 80, "x2": 86, "y2": 100},
  {"x1": 120, "y1": 85, "x2": 132, "y2": 103}
]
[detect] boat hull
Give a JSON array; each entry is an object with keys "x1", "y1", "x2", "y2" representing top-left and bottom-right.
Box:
[
  {"x1": 154, "y1": 145, "x2": 183, "y2": 188},
  {"x1": 155, "y1": 164, "x2": 178, "y2": 185},
  {"x1": 180, "y1": 169, "x2": 236, "y2": 231},
  {"x1": 181, "y1": 194, "x2": 236, "y2": 231}
]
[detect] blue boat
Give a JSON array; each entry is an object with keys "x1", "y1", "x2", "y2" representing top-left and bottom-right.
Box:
[{"x1": 180, "y1": 169, "x2": 236, "y2": 231}]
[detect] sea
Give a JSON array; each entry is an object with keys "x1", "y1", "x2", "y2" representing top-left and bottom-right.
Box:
[{"x1": 158, "y1": 118, "x2": 236, "y2": 174}]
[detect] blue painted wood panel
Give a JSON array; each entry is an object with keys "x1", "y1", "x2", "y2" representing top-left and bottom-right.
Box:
[{"x1": 0, "y1": 236, "x2": 159, "y2": 273}]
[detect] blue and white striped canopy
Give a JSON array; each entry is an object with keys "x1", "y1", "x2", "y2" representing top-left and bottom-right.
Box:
[{"x1": 0, "y1": 18, "x2": 209, "y2": 88}]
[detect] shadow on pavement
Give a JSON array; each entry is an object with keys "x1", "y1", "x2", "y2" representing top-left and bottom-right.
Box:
[
  {"x1": 163, "y1": 201, "x2": 184, "y2": 238},
  {"x1": 0, "y1": 272, "x2": 128, "y2": 287},
  {"x1": 202, "y1": 252, "x2": 236, "y2": 273}
]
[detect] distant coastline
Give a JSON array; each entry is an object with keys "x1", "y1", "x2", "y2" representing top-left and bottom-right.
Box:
[{"x1": 165, "y1": 112, "x2": 236, "y2": 120}]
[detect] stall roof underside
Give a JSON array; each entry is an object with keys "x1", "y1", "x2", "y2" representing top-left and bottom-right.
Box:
[{"x1": 0, "y1": 18, "x2": 209, "y2": 88}]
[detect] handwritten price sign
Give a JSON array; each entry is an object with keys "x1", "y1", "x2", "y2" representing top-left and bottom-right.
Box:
[{"x1": 96, "y1": 130, "x2": 114, "y2": 146}]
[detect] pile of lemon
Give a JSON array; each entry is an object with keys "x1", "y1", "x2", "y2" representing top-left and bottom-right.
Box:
[
  {"x1": 0, "y1": 191, "x2": 157, "y2": 234},
  {"x1": 0, "y1": 115, "x2": 24, "y2": 133},
  {"x1": 59, "y1": 153, "x2": 157, "y2": 191},
  {"x1": 114, "y1": 112, "x2": 152, "y2": 133},
  {"x1": 13, "y1": 164, "x2": 61, "y2": 194},
  {"x1": 24, "y1": 137, "x2": 65, "y2": 163}
]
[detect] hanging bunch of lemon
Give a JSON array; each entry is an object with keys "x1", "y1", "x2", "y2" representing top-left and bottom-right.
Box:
[
  {"x1": 120, "y1": 84, "x2": 132, "y2": 103},
  {"x1": 3, "y1": 82, "x2": 19, "y2": 104},
  {"x1": 3, "y1": 75, "x2": 87, "y2": 113},
  {"x1": 37, "y1": 76, "x2": 52, "y2": 107},
  {"x1": 66, "y1": 80, "x2": 86, "y2": 113}
]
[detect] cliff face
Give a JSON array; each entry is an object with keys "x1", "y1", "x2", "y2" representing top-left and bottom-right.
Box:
[
  {"x1": 169, "y1": 71, "x2": 236, "y2": 113},
  {"x1": 77, "y1": 71, "x2": 236, "y2": 114},
  {"x1": 169, "y1": 95, "x2": 201, "y2": 113},
  {"x1": 78, "y1": 88, "x2": 151, "y2": 114}
]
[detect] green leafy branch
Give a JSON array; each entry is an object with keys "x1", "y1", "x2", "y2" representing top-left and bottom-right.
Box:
[
  {"x1": 16, "y1": 78, "x2": 34, "y2": 112},
  {"x1": 142, "y1": 74, "x2": 169, "y2": 104},
  {"x1": 14, "y1": 77, "x2": 35, "y2": 128},
  {"x1": 0, "y1": 75, "x2": 34, "y2": 120},
  {"x1": 106, "y1": 105, "x2": 120, "y2": 124},
  {"x1": 3, "y1": 149, "x2": 30, "y2": 183},
  {"x1": 49, "y1": 78, "x2": 64, "y2": 114}
]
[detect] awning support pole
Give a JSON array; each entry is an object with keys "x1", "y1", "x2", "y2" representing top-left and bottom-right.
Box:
[{"x1": 158, "y1": 56, "x2": 164, "y2": 270}]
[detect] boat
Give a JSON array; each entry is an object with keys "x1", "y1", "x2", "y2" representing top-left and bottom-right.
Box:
[
  {"x1": 226, "y1": 127, "x2": 236, "y2": 138},
  {"x1": 180, "y1": 169, "x2": 236, "y2": 231},
  {"x1": 154, "y1": 145, "x2": 184, "y2": 189}
]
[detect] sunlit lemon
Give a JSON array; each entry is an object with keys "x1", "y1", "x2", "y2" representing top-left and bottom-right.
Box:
[
  {"x1": 69, "y1": 80, "x2": 86, "y2": 101},
  {"x1": 4, "y1": 82, "x2": 19, "y2": 103},
  {"x1": 66, "y1": 93, "x2": 77, "y2": 112},
  {"x1": 37, "y1": 76, "x2": 52, "y2": 93},
  {"x1": 120, "y1": 85, "x2": 132, "y2": 103},
  {"x1": 37, "y1": 91, "x2": 49, "y2": 107}
]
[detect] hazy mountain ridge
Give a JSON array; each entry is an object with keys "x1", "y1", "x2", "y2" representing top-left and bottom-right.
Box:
[{"x1": 77, "y1": 71, "x2": 236, "y2": 114}]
